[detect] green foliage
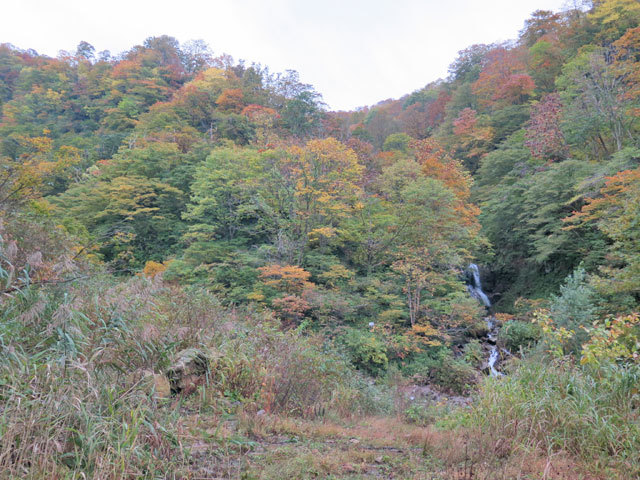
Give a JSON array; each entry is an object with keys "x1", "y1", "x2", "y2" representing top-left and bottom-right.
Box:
[
  {"x1": 341, "y1": 328, "x2": 389, "y2": 376},
  {"x1": 184, "y1": 147, "x2": 269, "y2": 244},
  {"x1": 580, "y1": 313, "x2": 640, "y2": 367},
  {"x1": 403, "y1": 350, "x2": 477, "y2": 395},
  {"x1": 404, "y1": 402, "x2": 453, "y2": 426},
  {"x1": 489, "y1": 105, "x2": 530, "y2": 143},
  {"x1": 382, "y1": 132, "x2": 412, "y2": 152},
  {"x1": 463, "y1": 338, "x2": 484, "y2": 367},
  {"x1": 549, "y1": 266, "x2": 598, "y2": 352},
  {"x1": 498, "y1": 320, "x2": 542, "y2": 353},
  {"x1": 279, "y1": 90, "x2": 324, "y2": 138}
]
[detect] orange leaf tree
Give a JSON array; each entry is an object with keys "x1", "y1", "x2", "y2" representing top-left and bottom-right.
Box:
[{"x1": 565, "y1": 167, "x2": 640, "y2": 305}]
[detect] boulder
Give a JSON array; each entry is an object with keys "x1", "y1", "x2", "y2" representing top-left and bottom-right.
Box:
[{"x1": 166, "y1": 348, "x2": 210, "y2": 395}]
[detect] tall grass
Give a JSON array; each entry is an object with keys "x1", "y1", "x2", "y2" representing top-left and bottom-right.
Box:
[
  {"x1": 0, "y1": 273, "x2": 389, "y2": 478},
  {"x1": 453, "y1": 356, "x2": 640, "y2": 478}
]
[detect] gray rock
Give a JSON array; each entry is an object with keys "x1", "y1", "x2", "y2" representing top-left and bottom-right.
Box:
[{"x1": 166, "y1": 348, "x2": 210, "y2": 394}]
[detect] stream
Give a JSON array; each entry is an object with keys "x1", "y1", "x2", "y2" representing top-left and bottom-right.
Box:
[{"x1": 466, "y1": 263, "x2": 504, "y2": 377}]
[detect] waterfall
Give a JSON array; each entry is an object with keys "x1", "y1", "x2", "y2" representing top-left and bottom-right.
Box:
[
  {"x1": 466, "y1": 263, "x2": 491, "y2": 307},
  {"x1": 465, "y1": 264, "x2": 504, "y2": 377},
  {"x1": 487, "y1": 345, "x2": 502, "y2": 377}
]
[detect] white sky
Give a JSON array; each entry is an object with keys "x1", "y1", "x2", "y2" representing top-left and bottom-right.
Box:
[{"x1": 2, "y1": 0, "x2": 570, "y2": 111}]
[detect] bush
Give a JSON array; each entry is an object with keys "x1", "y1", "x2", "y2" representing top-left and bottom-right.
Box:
[
  {"x1": 404, "y1": 402, "x2": 453, "y2": 426},
  {"x1": 341, "y1": 328, "x2": 389, "y2": 376},
  {"x1": 430, "y1": 358, "x2": 478, "y2": 395},
  {"x1": 463, "y1": 339, "x2": 484, "y2": 367},
  {"x1": 549, "y1": 267, "x2": 598, "y2": 353},
  {"x1": 403, "y1": 350, "x2": 477, "y2": 395},
  {"x1": 467, "y1": 320, "x2": 490, "y2": 338},
  {"x1": 499, "y1": 320, "x2": 542, "y2": 353}
]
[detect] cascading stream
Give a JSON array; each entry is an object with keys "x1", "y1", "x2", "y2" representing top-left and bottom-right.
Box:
[
  {"x1": 485, "y1": 318, "x2": 503, "y2": 377},
  {"x1": 466, "y1": 264, "x2": 503, "y2": 377}
]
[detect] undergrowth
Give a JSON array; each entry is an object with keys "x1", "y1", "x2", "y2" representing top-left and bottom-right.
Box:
[
  {"x1": 449, "y1": 356, "x2": 640, "y2": 479},
  {"x1": 0, "y1": 272, "x2": 391, "y2": 478}
]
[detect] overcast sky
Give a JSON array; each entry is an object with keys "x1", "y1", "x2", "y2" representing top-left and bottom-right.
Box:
[{"x1": 2, "y1": 0, "x2": 571, "y2": 111}]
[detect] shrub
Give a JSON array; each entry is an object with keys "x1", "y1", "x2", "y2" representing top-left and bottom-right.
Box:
[
  {"x1": 549, "y1": 267, "x2": 598, "y2": 353},
  {"x1": 404, "y1": 402, "x2": 453, "y2": 426},
  {"x1": 467, "y1": 320, "x2": 490, "y2": 338},
  {"x1": 499, "y1": 320, "x2": 542, "y2": 353},
  {"x1": 341, "y1": 328, "x2": 389, "y2": 376},
  {"x1": 403, "y1": 350, "x2": 477, "y2": 395},
  {"x1": 463, "y1": 339, "x2": 485, "y2": 367},
  {"x1": 430, "y1": 358, "x2": 477, "y2": 395}
]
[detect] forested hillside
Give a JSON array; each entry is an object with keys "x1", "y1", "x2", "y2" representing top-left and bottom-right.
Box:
[{"x1": 1, "y1": 0, "x2": 639, "y2": 478}]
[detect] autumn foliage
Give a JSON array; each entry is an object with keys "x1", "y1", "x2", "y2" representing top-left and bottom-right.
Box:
[{"x1": 472, "y1": 47, "x2": 535, "y2": 107}]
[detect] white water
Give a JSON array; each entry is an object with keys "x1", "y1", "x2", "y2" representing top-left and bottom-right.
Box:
[
  {"x1": 465, "y1": 264, "x2": 504, "y2": 376},
  {"x1": 488, "y1": 346, "x2": 501, "y2": 377},
  {"x1": 467, "y1": 263, "x2": 491, "y2": 307},
  {"x1": 485, "y1": 316, "x2": 504, "y2": 377}
]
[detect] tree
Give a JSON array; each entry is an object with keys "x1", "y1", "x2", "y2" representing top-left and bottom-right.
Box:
[
  {"x1": 472, "y1": 46, "x2": 535, "y2": 109},
  {"x1": 557, "y1": 46, "x2": 634, "y2": 154},
  {"x1": 612, "y1": 26, "x2": 640, "y2": 120},
  {"x1": 519, "y1": 10, "x2": 564, "y2": 48},
  {"x1": 242, "y1": 104, "x2": 278, "y2": 148},
  {"x1": 382, "y1": 132, "x2": 412, "y2": 152},
  {"x1": 54, "y1": 175, "x2": 185, "y2": 271},
  {"x1": 183, "y1": 147, "x2": 269, "y2": 244},
  {"x1": 376, "y1": 145, "x2": 481, "y2": 326},
  {"x1": 389, "y1": 175, "x2": 474, "y2": 326},
  {"x1": 448, "y1": 44, "x2": 492, "y2": 83},
  {"x1": 257, "y1": 264, "x2": 315, "y2": 326},
  {"x1": 525, "y1": 93, "x2": 568, "y2": 161},
  {"x1": 75, "y1": 41, "x2": 95, "y2": 62},
  {"x1": 0, "y1": 133, "x2": 83, "y2": 210},
  {"x1": 590, "y1": 0, "x2": 640, "y2": 44},
  {"x1": 216, "y1": 88, "x2": 244, "y2": 113},
  {"x1": 528, "y1": 39, "x2": 565, "y2": 92},
  {"x1": 279, "y1": 91, "x2": 324, "y2": 137},
  {"x1": 412, "y1": 139, "x2": 480, "y2": 228},
  {"x1": 518, "y1": 160, "x2": 595, "y2": 267},
  {"x1": 180, "y1": 39, "x2": 214, "y2": 74},
  {"x1": 450, "y1": 108, "x2": 495, "y2": 171},
  {"x1": 262, "y1": 138, "x2": 364, "y2": 263},
  {"x1": 566, "y1": 166, "x2": 640, "y2": 307}
]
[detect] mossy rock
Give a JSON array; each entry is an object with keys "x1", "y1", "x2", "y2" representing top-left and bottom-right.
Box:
[{"x1": 166, "y1": 348, "x2": 210, "y2": 395}]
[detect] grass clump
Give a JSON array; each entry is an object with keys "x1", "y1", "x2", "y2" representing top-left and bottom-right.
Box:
[{"x1": 451, "y1": 357, "x2": 640, "y2": 478}]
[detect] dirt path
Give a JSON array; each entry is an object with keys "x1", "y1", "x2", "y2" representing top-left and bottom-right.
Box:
[{"x1": 176, "y1": 412, "x2": 594, "y2": 479}]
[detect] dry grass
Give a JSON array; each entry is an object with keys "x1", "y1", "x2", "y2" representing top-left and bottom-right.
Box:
[
  {"x1": 0, "y1": 269, "x2": 390, "y2": 479},
  {"x1": 175, "y1": 412, "x2": 600, "y2": 480}
]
